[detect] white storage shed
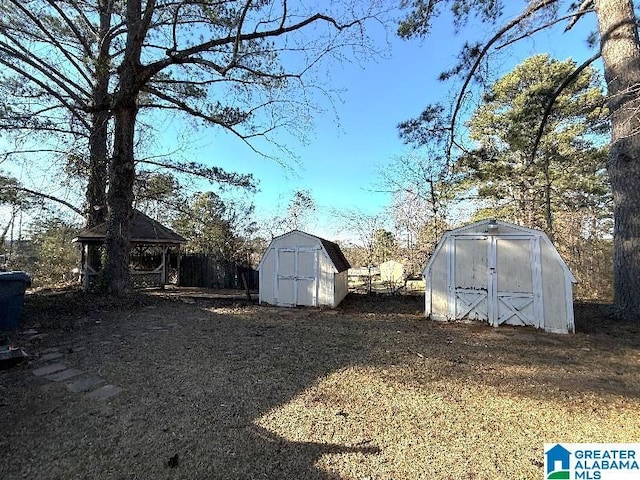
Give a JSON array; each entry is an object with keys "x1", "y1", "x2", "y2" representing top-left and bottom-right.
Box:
[
  {"x1": 258, "y1": 230, "x2": 351, "y2": 308},
  {"x1": 423, "y1": 219, "x2": 577, "y2": 333}
]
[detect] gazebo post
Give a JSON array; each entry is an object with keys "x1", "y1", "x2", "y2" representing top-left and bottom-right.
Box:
[
  {"x1": 80, "y1": 243, "x2": 88, "y2": 290},
  {"x1": 161, "y1": 245, "x2": 168, "y2": 286},
  {"x1": 177, "y1": 249, "x2": 182, "y2": 286}
]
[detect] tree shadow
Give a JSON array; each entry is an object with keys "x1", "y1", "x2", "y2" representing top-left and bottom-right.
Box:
[
  {"x1": 2, "y1": 292, "x2": 639, "y2": 478},
  {"x1": 4, "y1": 292, "x2": 386, "y2": 479},
  {"x1": 339, "y1": 292, "x2": 424, "y2": 315}
]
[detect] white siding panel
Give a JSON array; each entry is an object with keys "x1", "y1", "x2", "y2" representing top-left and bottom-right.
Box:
[
  {"x1": 496, "y1": 238, "x2": 532, "y2": 293},
  {"x1": 495, "y1": 237, "x2": 536, "y2": 327},
  {"x1": 455, "y1": 238, "x2": 488, "y2": 289},
  {"x1": 428, "y1": 244, "x2": 449, "y2": 319},
  {"x1": 540, "y1": 241, "x2": 570, "y2": 333},
  {"x1": 334, "y1": 270, "x2": 349, "y2": 307},
  {"x1": 259, "y1": 248, "x2": 275, "y2": 305},
  {"x1": 317, "y1": 250, "x2": 333, "y2": 307}
]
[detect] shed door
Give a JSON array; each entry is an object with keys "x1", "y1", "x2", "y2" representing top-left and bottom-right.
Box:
[
  {"x1": 450, "y1": 235, "x2": 541, "y2": 327},
  {"x1": 275, "y1": 248, "x2": 318, "y2": 307},
  {"x1": 494, "y1": 237, "x2": 539, "y2": 327},
  {"x1": 452, "y1": 237, "x2": 489, "y2": 322}
]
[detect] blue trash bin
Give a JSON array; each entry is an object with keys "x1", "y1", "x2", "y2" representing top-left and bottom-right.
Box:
[{"x1": 0, "y1": 271, "x2": 32, "y2": 331}]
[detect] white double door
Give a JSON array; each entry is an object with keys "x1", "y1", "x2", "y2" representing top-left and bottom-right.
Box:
[
  {"x1": 275, "y1": 247, "x2": 319, "y2": 307},
  {"x1": 450, "y1": 235, "x2": 542, "y2": 328}
]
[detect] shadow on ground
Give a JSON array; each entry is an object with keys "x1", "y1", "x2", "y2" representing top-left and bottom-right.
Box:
[{"x1": 0, "y1": 291, "x2": 638, "y2": 479}]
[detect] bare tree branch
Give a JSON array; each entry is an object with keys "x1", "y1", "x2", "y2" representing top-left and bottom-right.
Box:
[
  {"x1": 565, "y1": 0, "x2": 594, "y2": 32},
  {"x1": 6, "y1": 0, "x2": 94, "y2": 87},
  {"x1": 0, "y1": 56, "x2": 91, "y2": 130},
  {"x1": 144, "y1": 8, "x2": 373, "y2": 81},
  {"x1": 496, "y1": 10, "x2": 595, "y2": 50},
  {"x1": 44, "y1": 0, "x2": 95, "y2": 56},
  {"x1": 7, "y1": 186, "x2": 83, "y2": 215},
  {"x1": 445, "y1": 0, "x2": 559, "y2": 160},
  {"x1": 137, "y1": 158, "x2": 256, "y2": 190}
]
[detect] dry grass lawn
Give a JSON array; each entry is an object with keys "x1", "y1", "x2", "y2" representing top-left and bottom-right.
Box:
[{"x1": 1, "y1": 290, "x2": 639, "y2": 479}]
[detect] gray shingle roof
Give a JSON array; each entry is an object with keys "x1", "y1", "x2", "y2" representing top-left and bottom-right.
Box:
[
  {"x1": 317, "y1": 237, "x2": 351, "y2": 273},
  {"x1": 74, "y1": 210, "x2": 186, "y2": 245}
]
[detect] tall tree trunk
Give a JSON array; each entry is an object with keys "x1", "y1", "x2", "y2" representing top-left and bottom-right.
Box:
[
  {"x1": 86, "y1": 110, "x2": 109, "y2": 227},
  {"x1": 543, "y1": 155, "x2": 553, "y2": 241},
  {"x1": 0, "y1": 210, "x2": 15, "y2": 252},
  {"x1": 103, "y1": 0, "x2": 146, "y2": 295},
  {"x1": 594, "y1": 0, "x2": 640, "y2": 321},
  {"x1": 85, "y1": 2, "x2": 112, "y2": 229},
  {"x1": 85, "y1": 107, "x2": 110, "y2": 275},
  {"x1": 85, "y1": 2, "x2": 113, "y2": 274},
  {"x1": 103, "y1": 99, "x2": 137, "y2": 294}
]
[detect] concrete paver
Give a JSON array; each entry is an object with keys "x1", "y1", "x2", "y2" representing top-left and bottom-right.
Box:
[
  {"x1": 86, "y1": 384, "x2": 124, "y2": 400},
  {"x1": 45, "y1": 368, "x2": 84, "y2": 382},
  {"x1": 38, "y1": 352, "x2": 64, "y2": 362},
  {"x1": 32, "y1": 363, "x2": 67, "y2": 377},
  {"x1": 32, "y1": 348, "x2": 123, "y2": 400},
  {"x1": 67, "y1": 376, "x2": 106, "y2": 393}
]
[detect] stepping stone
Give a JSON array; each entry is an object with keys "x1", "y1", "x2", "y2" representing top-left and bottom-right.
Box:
[
  {"x1": 67, "y1": 375, "x2": 106, "y2": 393},
  {"x1": 46, "y1": 368, "x2": 83, "y2": 382},
  {"x1": 41, "y1": 347, "x2": 60, "y2": 354},
  {"x1": 25, "y1": 334, "x2": 47, "y2": 342},
  {"x1": 33, "y1": 363, "x2": 67, "y2": 377},
  {"x1": 86, "y1": 384, "x2": 123, "y2": 400},
  {"x1": 39, "y1": 352, "x2": 64, "y2": 362}
]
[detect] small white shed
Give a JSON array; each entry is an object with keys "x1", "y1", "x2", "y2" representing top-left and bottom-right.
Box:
[
  {"x1": 423, "y1": 219, "x2": 577, "y2": 333},
  {"x1": 258, "y1": 230, "x2": 351, "y2": 308}
]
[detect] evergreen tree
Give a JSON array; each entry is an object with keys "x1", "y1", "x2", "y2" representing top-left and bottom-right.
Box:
[
  {"x1": 461, "y1": 54, "x2": 610, "y2": 238},
  {"x1": 172, "y1": 192, "x2": 256, "y2": 263}
]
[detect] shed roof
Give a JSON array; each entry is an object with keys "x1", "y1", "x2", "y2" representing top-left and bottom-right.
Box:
[
  {"x1": 423, "y1": 219, "x2": 576, "y2": 282},
  {"x1": 74, "y1": 209, "x2": 187, "y2": 245},
  {"x1": 261, "y1": 230, "x2": 351, "y2": 273},
  {"x1": 315, "y1": 234, "x2": 351, "y2": 273}
]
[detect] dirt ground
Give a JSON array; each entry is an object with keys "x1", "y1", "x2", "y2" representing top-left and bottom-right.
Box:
[{"x1": 1, "y1": 289, "x2": 639, "y2": 479}]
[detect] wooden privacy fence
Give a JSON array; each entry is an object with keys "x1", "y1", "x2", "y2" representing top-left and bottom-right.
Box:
[{"x1": 179, "y1": 253, "x2": 258, "y2": 290}]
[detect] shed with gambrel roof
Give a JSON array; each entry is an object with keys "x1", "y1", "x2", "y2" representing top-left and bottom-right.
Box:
[
  {"x1": 73, "y1": 210, "x2": 186, "y2": 290},
  {"x1": 423, "y1": 219, "x2": 576, "y2": 333},
  {"x1": 258, "y1": 230, "x2": 350, "y2": 308}
]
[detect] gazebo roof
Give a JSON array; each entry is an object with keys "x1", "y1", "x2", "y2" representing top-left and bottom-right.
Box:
[{"x1": 74, "y1": 209, "x2": 187, "y2": 245}]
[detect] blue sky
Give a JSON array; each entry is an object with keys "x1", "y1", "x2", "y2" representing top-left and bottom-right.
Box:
[
  {"x1": 1, "y1": 3, "x2": 601, "y2": 242},
  {"x1": 176, "y1": 4, "x2": 600, "y2": 241}
]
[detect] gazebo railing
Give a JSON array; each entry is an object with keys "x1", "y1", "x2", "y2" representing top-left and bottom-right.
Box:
[{"x1": 81, "y1": 264, "x2": 167, "y2": 290}]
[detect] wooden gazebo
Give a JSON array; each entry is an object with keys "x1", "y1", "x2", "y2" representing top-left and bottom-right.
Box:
[{"x1": 73, "y1": 210, "x2": 187, "y2": 290}]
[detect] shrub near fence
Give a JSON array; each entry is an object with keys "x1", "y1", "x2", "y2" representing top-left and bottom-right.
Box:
[{"x1": 179, "y1": 253, "x2": 258, "y2": 290}]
